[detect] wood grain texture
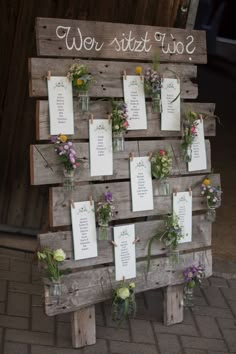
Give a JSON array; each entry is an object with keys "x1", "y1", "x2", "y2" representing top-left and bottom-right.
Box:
[
  {"x1": 39, "y1": 214, "x2": 211, "y2": 269},
  {"x1": 44, "y1": 249, "x2": 212, "y2": 315},
  {"x1": 49, "y1": 173, "x2": 220, "y2": 227},
  {"x1": 36, "y1": 100, "x2": 216, "y2": 140},
  {"x1": 29, "y1": 58, "x2": 198, "y2": 98},
  {"x1": 164, "y1": 284, "x2": 184, "y2": 325},
  {"x1": 36, "y1": 17, "x2": 207, "y2": 64},
  {"x1": 71, "y1": 307, "x2": 96, "y2": 348},
  {"x1": 30, "y1": 140, "x2": 212, "y2": 186}
]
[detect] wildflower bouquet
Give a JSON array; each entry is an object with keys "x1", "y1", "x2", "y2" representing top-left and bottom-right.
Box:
[
  {"x1": 147, "y1": 213, "x2": 183, "y2": 271},
  {"x1": 111, "y1": 101, "x2": 129, "y2": 134},
  {"x1": 37, "y1": 248, "x2": 66, "y2": 281},
  {"x1": 201, "y1": 178, "x2": 222, "y2": 208},
  {"x1": 183, "y1": 264, "x2": 205, "y2": 289},
  {"x1": 181, "y1": 111, "x2": 198, "y2": 162},
  {"x1": 52, "y1": 134, "x2": 79, "y2": 172},
  {"x1": 151, "y1": 149, "x2": 172, "y2": 180},
  {"x1": 96, "y1": 191, "x2": 115, "y2": 240},
  {"x1": 67, "y1": 63, "x2": 93, "y2": 92},
  {"x1": 112, "y1": 282, "x2": 136, "y2": 326}
]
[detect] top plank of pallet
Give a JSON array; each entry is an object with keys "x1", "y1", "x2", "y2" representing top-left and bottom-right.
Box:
[{"x1": 35, "y1": 17, "x2": 207, "y2": 64}]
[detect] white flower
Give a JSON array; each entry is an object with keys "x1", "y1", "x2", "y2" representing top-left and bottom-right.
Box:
[
  {"x1": 117, "y1": 287, "x2": 130, "y2": 300},
  {"x1": 53, "y1": 249, "x2": 66, "y2": 262}
]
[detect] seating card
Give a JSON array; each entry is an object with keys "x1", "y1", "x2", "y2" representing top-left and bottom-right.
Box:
[
  {"x1": 188, "y1": 119, "x2": 207, "y2": 172},
  {"x1": 89, "y1": 119, "x2": 113, "y2": 176},
  {"x1": 130, "y1": 156, "x2": 154, "y2": 212},
  {"x1": 71, "y1": 200, "x2": 97, "y2": 260},
  {"x1": 47, "y1": 76, "x2": 74, "y2": 135},
  {"x1": 114, "y1": 224, "x2": 136, "y2": 281},
  {"x1": 161, "y1": 78, "x2": 180, "y2": 131},
  {"x1": 123, "y1": 75, "x2": 147, "y2": 130},
  {"x1": 173, "y1": 191, "x2": 192, "y2": 243}
]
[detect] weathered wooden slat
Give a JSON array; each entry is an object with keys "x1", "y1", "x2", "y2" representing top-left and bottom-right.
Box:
[
  {"x1": 39, "y1": 214, "x2": 211, "y2": 269},
  {"x1": 35, "y1": 17, "x2": 207, "y2": 64},
  {"x1": 36, "y1": 101, "x2": 216, "y2": 140},
  {"x1": 29, "y1": 58, "x2": 198, "y2": 98},
  {"x1": 30, "y1": 140, "x2": 212, "y2": 186},
  {"x1": 44, "y1": 249, "x2": 212, "y2": 316},
  {"x1": 71, "y1": 307, "x2": 96, "y2": 348},
  {"x1": 49, "y1": 173, "x2": 220, "y2": 227},
  {"x1": 164, "y1": 285, "x2": 184, "y2": 325}
]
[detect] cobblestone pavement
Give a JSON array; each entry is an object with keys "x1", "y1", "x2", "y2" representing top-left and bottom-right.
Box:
[{"x1": 0, "y1": 248, "x2": 236, "y2": 354}]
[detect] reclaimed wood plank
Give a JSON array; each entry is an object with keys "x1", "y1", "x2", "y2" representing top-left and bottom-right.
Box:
[
  {"x1": 44, "y1": 249, "x2": 212, "y2": 315},
  {"x1": 164, "y1": 284, "x2": 184, "y2": 325},
  {"x1": 186, "y1": 0, "x2": 200, "y2": 29},
  {"x1": 39, "y1": 214, "x2": 211, "y2": 270},
  {"x1": 35, "y1": 17, "x2": 207, "y2": 64},
  {"x1": 36, "y1": 101, "x2": 216, "y2": 140},
  {"x1": 49, "y1": 173, "x2": 220, "y2": 227},
  {"x1": 30, "y1": 140, "x2": 212, "y2": 186},
  {"x1": 71, "y1": 306, "x2": 96, "y2": 348},
  {"x1": 29, "y1": 58, "x2": 198, "y2": 98}
]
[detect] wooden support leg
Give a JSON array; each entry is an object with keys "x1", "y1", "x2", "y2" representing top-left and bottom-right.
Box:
[
  {"x1": 71, "y1": 305, "x2": 96, "y2": 348},
  {"x1": 163, "y1": 284, "x2": 184, "y2": 326}
]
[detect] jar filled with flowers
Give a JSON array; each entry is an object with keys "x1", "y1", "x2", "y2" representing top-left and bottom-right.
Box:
[
  {"x1": 112, "y1": 281, "x2": 136, "y2": 327},
  {"x1": 183, "y1": 264, "x2": 204, "y2": 307},
  {"x1": 201, "y1": 178, "x2": 222, "y2": 222},
  {"x1": 181, "y1": 111, "x2": 198, "y2": 163},
  {"x1": 111, "y1": 101, "x2": 129, "y2": 152},
  {"x1": 67, "y1": 63, "x2": 94, "y2": 111},
  {"x1": 151, "y1": 149, "x2": 172, "y2": 195},
  {"x1": 96, "y1": 191, "x2": 115, "y2": 240}
]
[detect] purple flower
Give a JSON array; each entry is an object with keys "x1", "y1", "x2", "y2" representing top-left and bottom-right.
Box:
[{"x1": 104, "y1": 191, "x2": 113, "y2": 203}]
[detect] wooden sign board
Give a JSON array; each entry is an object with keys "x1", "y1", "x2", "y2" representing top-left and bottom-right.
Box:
[{"x1": 35, "y1": 17, "x2": 207, "y2": 64}]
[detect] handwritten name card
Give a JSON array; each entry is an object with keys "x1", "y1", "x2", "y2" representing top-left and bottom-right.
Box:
[
  {"x1": 114, "y1": 224, "x2": 136, "y2": 281},
  {"x1": 47, "y1": 76, "x2": 74, "y2": 135},
  {"x1": 188, "y1": 119, "x2": 207, "y2": 172},
  {"x1": 123, "y1": 75, "x2": 147, "y2": 130},
  {"x1": 89, "y1": 119, "x2": 113, "y2": 176},
  {"x1": 173, "y1": 191, "x2": 192, "y2": 243},
  {"x1": 71, "y1": 201, "x2": 97, "y2": 260},
  {"x1": 130, "y1": 156, "x2": 154, "y2": 212},
  {"x1": 161, "y1": 78, "x2": 180, "y2": 131}
]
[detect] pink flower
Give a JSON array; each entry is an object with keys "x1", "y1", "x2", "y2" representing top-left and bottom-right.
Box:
[
  {"x1": 159, "y1": 150, "x2": 166, "y2": 156},
  {"x1": 191, "y1": 126, "x2": 196, "y2": 134},
  {"x1": 123, "y1": 121, "x2": 129, "y2": 128}
]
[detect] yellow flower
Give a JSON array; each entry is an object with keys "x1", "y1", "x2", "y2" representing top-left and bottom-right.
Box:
[
  {"x1": 117, "y1": 287, "x2": 130, "y2": 300},
  {"x1": 76, "y1": 78, "x2": 84, "y2": 86},
  {"x1": 135, "y1": 66, "x2": 142, "y2": 75},
  {"x1": 203, "y1": 178, "x2": 211, "y2": 186},
  {"x1": 53, "y1": 249, "x2": 66, "y2": 262},
  {"x1": 59, "y1": 134, "x2": 67, "y2": 143}
]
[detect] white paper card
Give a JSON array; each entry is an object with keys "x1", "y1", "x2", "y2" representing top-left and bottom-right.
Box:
[
  {"x1": 161, "y1": 78, "x2": 180, "y2": 131},
  {"x1": 188, "y1": 119, "x2": 207, "y2": 172},
  {"x1": 47, "y1": 76, "x2": 74, "y2": 135},
  {"x1": 71, "y1": 201, "x2": 97, "y2": 260},
  {"x1": 114, "y1": 224, "x2": 136, "y2": 281},
  {"x1": 123, "y1": 75, "x2": 147, "y2": 130},
  {"x1": 130, "y1": 156, "x2": 154, "y2": 212},
  {"x1": 89, "y1": 119, "x2": 113, "y2": 176},
  {"x1": 173, "y1": 191, "x2": 192, "y2": 243}
]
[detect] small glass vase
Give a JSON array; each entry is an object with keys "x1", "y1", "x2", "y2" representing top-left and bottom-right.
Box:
[
  {"x1": 49, "y1": 280, "x2": 62, "y2": 304},
  {"x1": 151, "y1": 92, "x2": 161, "y2": 113},
  {"x1": 113, "y1": 132, "x2": 125, "y2": 152},
  {"x1": 112, "y1": 293, "x2": 136, "y2": 324},
  {"x1": 183, "y1": 145, "x2": 192, "y2": 163},
  {"x1": 206, "y1": 195, "x2": 221, "y2": 222},
  {"x1": 63, "y1": 168, "x2": 75, "y2": 191},
  {"x1": 98, "y1": 223, "x2": 110, "y2": 240},
  {"x1": 183, "y1": 285, "x2": 194, "y2": 307},
  {"x1": 156, "y1": 178, "x2": 170, "y2": 196},
  {"x1": 167, "y1": 248, "x2": 180, "y2": 266},
  {"x1": 78, "y1": 91, "x2": 89, "y2": 112}
]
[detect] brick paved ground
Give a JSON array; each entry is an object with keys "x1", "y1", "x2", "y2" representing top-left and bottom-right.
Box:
[{"x1": 0, "y1": 248, "x2": 236, "y2": 354}]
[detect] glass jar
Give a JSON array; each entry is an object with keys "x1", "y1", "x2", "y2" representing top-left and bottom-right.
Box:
[
  {"x1": 78, "y1": 91, "x2": 89, "y2": 112},
  {"x1": 113, "y1": 132, "x2": 125, "y2": 152},
  {"x1": 206, "y1": 191, "x2": 222, "y2": 222},
  {"x1": 156, "y1": 178, "x2": 170, "y2": 196},
  {"x1": 49, "y1": 280, "x2": 62, "y2": 304},
  {"x1": 98, "y1": 223, "x2": 110, "y2": 240},
  {"x1": 167, "y1": 248, "x2": 180, "y2": 266},
  {"x1": 183, "y1": 285, "x2": 194, "y2": 307},
  {"x1": 183, "y1": 145, "x2": 192, "y2": 163},
  {"x1": 63, "y1": 168, "x2": 75, "y2": 191},
  {"x1": 151, "y1": 92, "x2": 161, "y2": 113}
]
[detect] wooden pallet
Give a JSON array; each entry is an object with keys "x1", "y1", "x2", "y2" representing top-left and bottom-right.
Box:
[{"x1": 29, "y1": 17, "x2": 220, "y2": 348}]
